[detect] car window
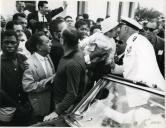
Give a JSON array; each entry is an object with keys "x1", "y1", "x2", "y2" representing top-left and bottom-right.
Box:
[{"x1": 69, "y1": 77, "x2": 165, "y2": 127}]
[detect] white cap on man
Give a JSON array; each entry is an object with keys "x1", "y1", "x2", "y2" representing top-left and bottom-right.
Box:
[
  {"x1": 100, "y1": 17, "x2": 119, "y2": 33},
  {"x1": 121, "y1": 17, "x2": 143, "y2": 30}
]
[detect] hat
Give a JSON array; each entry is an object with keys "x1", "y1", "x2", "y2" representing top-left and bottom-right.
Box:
[
  {"x1": 121, "y1": 17, "x2": 143, "y2": 30},
  {"x1": 100, "y1": 17, "x2": 119, "y2": 33}
]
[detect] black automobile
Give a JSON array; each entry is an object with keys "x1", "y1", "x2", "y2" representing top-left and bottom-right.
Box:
[{"x1": 33, "y1": 75, "x2": 165, "y2": 127}]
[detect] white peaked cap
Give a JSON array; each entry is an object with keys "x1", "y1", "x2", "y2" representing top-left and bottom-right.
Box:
[
  {"x1": 121, "y1": 17, "x2": 143, "y2": 30},
  {"x1": 100, "y1": 17, "x2": 119, "y2": 33}
]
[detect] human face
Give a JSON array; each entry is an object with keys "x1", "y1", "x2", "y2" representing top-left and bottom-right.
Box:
[
  {"x1": 65, "y1": 18, "x2": 73, "y2": 26},
  {"x1": 92, "y1": 28, "x2": 101, "y2": 34},
  {"x1": 76, "y1": 16, "x2": 83, "y2": 21},
  {"x1": 144, "y1": 22, "x2": 157, "y2": 35},
  {"x1": 38, "y1": 35, "x2": 52, "y2": 55},
  {"x1": 16, "y1": 2, "x2": 25, "y2": 13},
  {"x1": 144, "y1": 22, "x2": 158, "y2": 41},
  {"x1": 40, "y1": 3, "x2": 49, "y2": 15},
  {"x1": 2, "y1": 36, "x2": 19, "y2": 54},
  {"x1": 118, "y1": 24, "x2": 127, "y2": 42},
  {"x1": 77, "y1": 24, "x2": 89, "y2": 39},
  {"x1": 13, "y1": 24, "x2": 23, "y2": 37},
  {"x1": 17, "y1": 16, "x2": 27, "y2": 30},
  {"x1": 105, "y1": 27, "x2": 118, "y2": 38}
]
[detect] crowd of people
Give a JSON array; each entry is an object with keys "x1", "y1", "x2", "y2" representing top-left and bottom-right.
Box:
[{"x1": 0, "y1": 1, "x2": 165, "y2": 126}]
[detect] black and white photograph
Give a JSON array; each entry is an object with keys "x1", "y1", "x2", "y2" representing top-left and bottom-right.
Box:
[{"x1": 0, "y1": 0, "x2": 165, "y2": 127}]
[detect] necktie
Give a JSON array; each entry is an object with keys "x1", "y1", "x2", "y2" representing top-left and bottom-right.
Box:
[
  {"x1": 42, "y1": 15, "x2": 45, "y2": 22},
  {"x1": 44, "y1": 57, "x2": 53, "y2": 77}
]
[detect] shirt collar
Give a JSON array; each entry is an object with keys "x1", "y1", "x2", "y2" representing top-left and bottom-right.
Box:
[
  {"x1": 35, "y1": 52, "x2": 47, "y2": 61},
  {"x1": 118, "y1": 52, "x2": 125, "y2": 58},
  {"x1": 63, "y1": 47, "x2": 78, "y2": 58}
]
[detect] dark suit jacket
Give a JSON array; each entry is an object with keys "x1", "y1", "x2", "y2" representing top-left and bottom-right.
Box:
[
  {"x1": 151, "y1": 36, "x2": 165, "y2": 77},
  {"x1": 50, "y1": 39, "x2": 64, "y2": 71},
  {"x1": 28, "y1": 7, "x2": 63, "y2": 28},
  {"x1": 115, "y1": 54, "x2": 124, "y2": 65},
  {"x1": 22, "y1": 53, "x2": 55, "y2": 116}
]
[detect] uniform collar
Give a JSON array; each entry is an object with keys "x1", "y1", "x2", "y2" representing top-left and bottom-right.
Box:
[{"x1": 126, "y1": 32, "x2": 139, "y2": 44}]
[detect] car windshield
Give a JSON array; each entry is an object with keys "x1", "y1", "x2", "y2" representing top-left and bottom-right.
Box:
[{"x1": 69, "y1": 76, "x2": 165, "y2": 127}]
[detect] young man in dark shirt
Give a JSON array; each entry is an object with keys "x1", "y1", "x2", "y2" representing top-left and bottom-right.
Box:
[
  {"x1": 43, "y1": 27, "x2": 87, "y2": 121},
  {"x1": 1, "y1": 30, "x2": 30, "y2": 126}
]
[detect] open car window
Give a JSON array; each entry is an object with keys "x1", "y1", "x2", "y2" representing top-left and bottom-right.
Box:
[{"x1": 66, "y1": 75, "x2": 165, "y2": 127}]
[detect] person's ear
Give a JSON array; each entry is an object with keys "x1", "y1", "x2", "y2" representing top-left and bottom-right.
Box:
[{"x1": 36, "y1": 44, "x2": 41, "y2": 51}]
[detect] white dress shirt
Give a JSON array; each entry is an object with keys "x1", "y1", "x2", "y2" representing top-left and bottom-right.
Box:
[
  {"x1": 35, "y1": 52, "x2": 52, "y2": 76},
  {"x1": 38, "y1": 11, "x2": 47, "y2": 22}
]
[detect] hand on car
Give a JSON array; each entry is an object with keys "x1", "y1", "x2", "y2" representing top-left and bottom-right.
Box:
[{"x1": 43, "y1": 111, "x2": 58, "y2": 122}]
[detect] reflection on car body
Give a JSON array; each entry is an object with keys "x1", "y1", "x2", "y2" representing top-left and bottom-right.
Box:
[{"x1": 33, "y1": 74, "x2": 165, "y2": 127}]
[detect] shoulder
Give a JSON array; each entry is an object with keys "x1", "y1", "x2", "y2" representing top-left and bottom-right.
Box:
[
  {"x1": 17, "y1": 53, "x2": 27, "y2": 61},
  {"x1": 132, "y1": 33, "x2": 150, "y2": 45},
  {"x1": 67, "y1": 52, "x2": 85, "y2": 69},
  {"x1": 28, "y1": 11, "x2": 38, "y2": 17},
  {"x1": 26, "y1": 54, "x2": 36, "y2": 64}
]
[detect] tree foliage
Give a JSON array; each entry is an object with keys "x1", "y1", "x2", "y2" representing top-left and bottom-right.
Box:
[{"x1": 135, "y1": 3, "x2": 162, "y2": 21}]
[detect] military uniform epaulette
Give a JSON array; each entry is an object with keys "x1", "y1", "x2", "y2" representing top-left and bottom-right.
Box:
[{"x1": 133, "y1": 36, "x2": 137, "y2": 42}]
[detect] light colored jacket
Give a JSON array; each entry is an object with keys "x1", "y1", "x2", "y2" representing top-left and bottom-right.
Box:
[{"x1": 22, "y1": 53, "x2": 55, "y2": 116}]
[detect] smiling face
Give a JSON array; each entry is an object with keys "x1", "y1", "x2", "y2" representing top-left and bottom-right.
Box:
[
  {"x1": 39, "y1": 3, "x2": 49, "y2": 15},
  {"x1": 13, "y1": 24, "x2": 23, "y2": 37},
  {"x1": 17, "y1": 16, "x2": 27, "y2": 30},
  {"x1": 77, "y1": 24, "x2": 89, "y2": 39}
]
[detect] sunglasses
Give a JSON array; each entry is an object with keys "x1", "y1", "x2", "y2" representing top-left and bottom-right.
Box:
[{"x1": 144, "y1": 27, "x2": 155, "y2": 32}]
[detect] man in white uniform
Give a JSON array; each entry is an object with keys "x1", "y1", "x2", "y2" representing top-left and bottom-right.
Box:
[{"x1": 111, "y1": 17, "x2": 165, "y2": 91}]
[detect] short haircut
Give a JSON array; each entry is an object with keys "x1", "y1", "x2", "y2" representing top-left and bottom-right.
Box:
[
  {"x1": 49, "y1": 18, "x2": 65, "y2": 36},
  {"x1": 62, "y1": 27, "x2": 79, "y2": 47},
  {"x1": 13, "y1": 13, "x2": 26, "y2": 21},
  {"x1": 96, "y1": 18, "x2": 104, "y2": 23},
  {"x1": 83, "y1": 13, "x2": 89, "y2": 20},
  {"x1": 38, "y1": 1, "x2": 48, "y2": 9},
  {"x1": 75, "y1": 19, "x2": 89, "y2": 29},
  {"x1": 34, "y1": 22, "x2": 49, "y2": 32},
  {"x1": 90, "y1": 25, "x2": 101, "y2": 33},
  {"x1": 26, "y1": 32, "x2": 46, "y2": 53},
  {"x1": 6, "y1": 21, "x2": 20, "y2": 30},
  {"x1": 64, "y1": 16, "x2": 72, "y2": 21},
  {"x1": 1, "y1": 30, "x2": 18, "y2": 42},
  {"x1": 76, "y1": 15, "x2": 83, "y2": 21}
]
